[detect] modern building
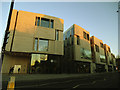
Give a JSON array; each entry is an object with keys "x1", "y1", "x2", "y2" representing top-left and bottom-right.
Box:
[
  {"x1": 63, "y1": 24, "x2": 92, "y2": 73},
  {"x1": 111, "y1": 53, "x2": 116, "y2": 71},
  {"x1": 90, "y1": 36, "x2": 107, "y2": 72},
  {"x1": 104, "y1": 44, "x2": 113, "y2": 72},
  {"x1": 2, "y1": 9, "x2": 64, "y2": 74}
]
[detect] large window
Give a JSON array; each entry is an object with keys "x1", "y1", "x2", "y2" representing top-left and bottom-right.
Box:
[
  {"x1": 35, "y1": 17, "x2": 54, "y2": 28},
  {"x1": 31, "y1": 54, "x2": 48, "y2": 66},
  {"x1": 38, "y1": 39, "x2": 48, "y2": 51},
  {"x1": 34, "y1": 38, "x2": 48, "y2": 52},
  {"x1": 100, "y1": 55, "x2": 106, "y2": 63},
  {"x1": 80, "y1": 48, "x2": 92, "y2": 59},
  {"x1": 41, "y1": 18, "x2": 49, "y2": 28}
]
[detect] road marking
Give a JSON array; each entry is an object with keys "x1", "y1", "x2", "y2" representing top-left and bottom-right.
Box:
[{"x1": 73, "y1": 84, "x2": 80, "y2": 88}]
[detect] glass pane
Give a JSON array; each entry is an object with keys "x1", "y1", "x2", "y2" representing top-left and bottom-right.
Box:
[
  {"x1": 40, "y1": 54, "x2": 48, "y2": 61},
  {"x1": 31, "y1": 54, "x2": 40, "y2": 66},
  {"x1": 81, "y1": 48, "x2": 92, "y2": 59},
  {"x1": 63, "y1": 34, "x2": 65, "y2": 40},
  {"x1": 37, "y1": 17, "x2": 40, "y2": 26},
  {"x1": 77, "y1": 36, "x2": 80, "y2": 45},
  {"x1": 83, "y1": 32, "x2": 86, "y2": 39},
  {"x1": 100, "y1": 55, "x2": 106, "y2": 63},
  {"x1": 87, "y1": 34, "x2": 89, "y2": 40},
  {"x1": 71, "y1": 27, "x2": 74, "y2": 35},
  {"x1": 38, "y1": 39, "x2": 48, "y2": 51},
  {"x1": 50, "y1": 20, "x2": 54, "y2": 28},
  {"x1": 34, "y1": 38, "x2": 38, "y2": 51},
  {"x1": 56, "y1": 30, "x2": 59, "y2": 40},
  {"x1": 41, "y1": 18, "x2": 49, "y2": 28},
  {"x1": 67, "y1": 30, "x2": 70, "y2": 38}
]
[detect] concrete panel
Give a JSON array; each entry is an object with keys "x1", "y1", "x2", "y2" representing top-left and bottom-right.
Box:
[
  {"x1": 55, "y1": 41, "x2": 63, "y2": 55},
  {"x1": 34, "y1": 27, "x2": 55, "y2": 40},
  {"x1": 48, "y1": 40, "x2": 55, "y2": 54},
  {"x1": 12, "y1": 36, "x2": 33, "y2": 52},
  {"x1": 2, "y1": 54, "x2": 30, "y2": 74}
]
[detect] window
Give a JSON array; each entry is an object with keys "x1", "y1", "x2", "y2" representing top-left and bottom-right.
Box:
[
  {"x1": 100, "y1": 43, "x2": 103, "y2": 48},
  {"x1": 34, "y1": 38, "x2": 38, "y2": 51},
  {"x1": 63, "y1": 34, "x2": 65, "y2": 40},
  {"x1": 38, "y1": 39, "x2": 48, "y2": 51},
  {"x1": 50, "y1": 20, "x2": 54, "y2": 28},
  {"x1": 80, "y1": 48, "x2": 92, "y2": 59},
  {"x1": 95, "y1": 44, "x2": 99, "y2": 52},
  {"x1": 31, "y1": 54, "x2": 48, "y2": 66},
  {"x1": 77, "y1": 36, "x2": 80, "y2": 45},
  {"x1": 108, "y1": 47, "x2": 111, "y2": 52},
  {"x1": 56, "y1": 30, "x2": 59, "y2": 41},
  {"x1": 67, "y1": 30, "x2": 70, "y2": 38},
  {"x1": 6, "y1": 32, "x2": 10, "y2": 43},
  {"x1": 41, "y1": 18, "x2": 49, "y2": 28},
  {"x1": 87, "y1": 34, "x2": 89, "y2": 40},
  {"x1": 100, "y1": 55, "x2": 106, "y2": 63},
  {"x1": 35, "y1": 17, "x2": 54, "y2": 28},
  {"x1": 71, "y1": 27, "x2": 74, "y2": 35},
  {"x1": 83, "y1": 31, "x2": 86, "y2": 39},
  {"x1": 35, "y1": 17, "x2": 40, "y2": 26}
]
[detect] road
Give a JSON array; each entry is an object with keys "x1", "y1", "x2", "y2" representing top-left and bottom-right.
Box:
[{"x1": 2, "y1": 72, "x2": 120, "y2": 89}]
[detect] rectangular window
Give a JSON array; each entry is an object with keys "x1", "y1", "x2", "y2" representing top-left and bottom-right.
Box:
[
  {"x1": 100, "y1": 43, "x2": 103, "y2": 48},
  {"x1": 56, "y1": 30, "x2": 59, "y2": 41},
  {"x1": 87, "y1": 34, "x2": 89, "y2": 40},
  {"x1": 71, "y1": 27, "x2": 74, "y2": 35},
  {"x1": 83, "y1": 31, "x2": 86, "y2": 39},
  {"x1": 67, "y1": 30, "x2": 70, "y2": 38},
  {"x1": 35, "y1": 17, "x2": 40, "y2": 26},
  {"x1": 77, "y1": 36, "x2": 80, "y2": 45},
  {"x1": 100, "y1": 55, "x2": 106, "y2": 63},
  {"x1": 108, "y1": 47, "x2": 111, "y2": 52},
  {"x1": 80, "y1": 48, "x2": 92, "y2": 59},
  {"x1": 34, "y1": 38, "x2": 38, "y2": 51},
  {"x1": 95, "y1": 44, "x2": 99, "y2": 52},
  {"x1": 50, "y1": 20, "x2": 54, "y2": 28},
  {"x1": 63, "y1": 34, "x2": 65, "y2": 40},
  {"x1": 41, "y1": 18, "x2": 49, "y2": 28},
  {"x1": 38, "y1": 39, "x2": 48, "y2": 51}
]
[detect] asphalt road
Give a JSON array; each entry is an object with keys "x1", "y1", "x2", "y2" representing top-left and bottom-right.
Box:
[{"x1": 2, "y1": 72, "x2": 120, "y2": 89}]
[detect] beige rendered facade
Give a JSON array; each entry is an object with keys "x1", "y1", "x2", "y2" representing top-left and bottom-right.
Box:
[
  {"x1": 104, "y1": 44, "x2": 114, "y2": 72},
  {"x1": 90, "y1": 36, "x2": 108, "y2": 72},
  {"x1": 63, "y1": 24, "x2": 92, "y2": 73},
  {"x1": 2, "y1": 9, "x2": 64, "y2": 74}
]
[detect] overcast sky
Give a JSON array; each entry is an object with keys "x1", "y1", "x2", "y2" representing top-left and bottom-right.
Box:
[{"x1": 0, "y1": 1, "x2": 119, "y2": 56}]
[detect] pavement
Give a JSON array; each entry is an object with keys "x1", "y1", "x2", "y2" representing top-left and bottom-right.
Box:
[{"x1": 2, "y1": 72, "x2": 120, "y2": 89}]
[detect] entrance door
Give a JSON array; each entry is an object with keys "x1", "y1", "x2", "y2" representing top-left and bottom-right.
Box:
[{"x1": 13, "y1": 65, "x2": 21, "y2": 73}]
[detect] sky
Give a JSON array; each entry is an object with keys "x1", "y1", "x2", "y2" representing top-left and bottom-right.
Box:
[{"x1": 0, "y1": 1, "x2": 119, "y2": 57}]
